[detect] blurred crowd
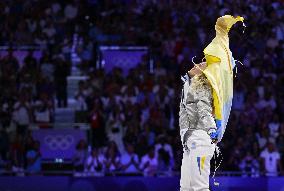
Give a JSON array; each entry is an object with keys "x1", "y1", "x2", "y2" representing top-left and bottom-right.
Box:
[
  {"x1": 72, "y1": 139, "x2": 173, "y2": 176},
  {"x1": 0, "y1": 0, "x2": 284, "y2": 176}
]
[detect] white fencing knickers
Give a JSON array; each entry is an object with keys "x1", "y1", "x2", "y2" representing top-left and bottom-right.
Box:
[{"x1": 180, "y1": 130, "x2": 216, "y2": 191}]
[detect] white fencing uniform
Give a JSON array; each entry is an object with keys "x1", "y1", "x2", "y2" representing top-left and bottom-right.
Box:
[{"x1": 179, "y1": 74, "x2": 216, "y2": 191}]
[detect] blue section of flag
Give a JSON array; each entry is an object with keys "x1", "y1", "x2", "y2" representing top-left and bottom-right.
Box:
[
  {"x1": 215, "y1": 119, "x2": 223, "y2": 141},
  {"x1": 215, "y1": 119, "x2": 222, "y2": 129},
  {"x1": 231, "y1": 56, "x2": 236, "y2": 69}
]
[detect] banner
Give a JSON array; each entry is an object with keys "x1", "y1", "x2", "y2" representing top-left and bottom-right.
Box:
[
  {"x1": 32, "y1": 129, "x2": 86, "y2": 160},
  {"x1": 100, "y1": 47, "x2": 148, "y2": 75}
]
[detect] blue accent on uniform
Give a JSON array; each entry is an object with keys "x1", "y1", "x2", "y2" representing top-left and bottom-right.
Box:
[{"x1": 197, "y1": 157, "x2": 201, "y2": 175}]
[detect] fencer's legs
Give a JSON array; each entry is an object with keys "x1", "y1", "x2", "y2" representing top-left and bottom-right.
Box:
[
  {"x1": 180, "y1": 150, "x2": 192, "y2": 191},
  {"x1": 180, "y1": 130, "x2": 215, "y2": 191}
]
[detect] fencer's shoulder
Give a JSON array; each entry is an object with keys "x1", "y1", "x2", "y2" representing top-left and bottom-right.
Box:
[{"x1": 181, "y1": 73, "x2": 191, "y2": 85}]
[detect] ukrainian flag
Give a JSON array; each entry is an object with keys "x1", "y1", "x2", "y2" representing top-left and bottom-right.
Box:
[{"x1": 203, "y1": 15, "x2": 244, "y2": 142}]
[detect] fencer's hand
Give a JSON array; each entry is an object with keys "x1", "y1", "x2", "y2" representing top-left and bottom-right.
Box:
[
  {"x1": 188, "y1": 62, "x2": 207, "y2": 77},
  {"x1": 208, "y1": 128, "x2": 218, "y2": 144}
]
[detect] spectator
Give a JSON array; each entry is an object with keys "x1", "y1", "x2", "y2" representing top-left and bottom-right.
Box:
[
  {"x1": 85, "y1": 148, "x2": 104, "y2": 175},
  {"x1": 40, "y1": 53, "x2": 54, "y2": 81},
  {"x1": 260, "y1": 142, "x2": 282, "y2": 176},
  {"x1": 73, "y1": 139, "x2": 87, "y2": 172},
  {"x1": 276, "y1": 134, "x2": 284, "y2": 166},
  {"x1": 54, "y1": 57, "x2": 69, "y2": 108},
  {"x1": 90, "y1": 102, "x2": 105, "y2": 147},
  {"x1": 157, "y1": 148, "x2": 172, "y2": 174},
  {"x1": 256, "y1": 128, "x2": 269, "y2": 150},
  {"x1": 134, "y1": 134, "x2": 149, "y2": 159},
  {"x1": 268, "y1": 114, "x2": 280, "y2": 138},
  {"x1": 0, "y1": 129, "x2": 9, "y2": 161},
  {"x1": 26, "y1": 140, "x2": 41, "y2": 174},
  {"x1": 120, "y1": 143, "x2": 140, "y2": 173},
  {"x1": 1, "y1": 51, "x2": 19, "y2": 82},
  {"x1": 24, "y1": 132, "x2": 35, "y2": 159},
  {"x1": 64, "y1": 2, "x2": 78, "y2": 20},
  {"x1": 239, "y1": 151, "x2": 260, "y2": 177},
  {"x1": 33, "y1": 93, "x2": 53, "y2": 128},
  {"x1": 37, "y1": 76, "x2": 55, "y2": 99},
  {"x1": 23, "y1": 51, "x2": 37, "y2": 71},
  {"x1": 0, "y1": 154, "x2": 6, "y2": 172},
  {"x1": 106, "y1": 106, "x2": 125, "y2": 153},
  {"x1": 255, "y1": 92, "x2": 277, "y2": 111},
  {"x1": 140, "y1": 146, "x2": 158, "y2": 176},
  {"x1": 154, "y1": 135, "x2": 173, "y2": 161},
  {"x1": 74, "y1": 81, "x2": 88, "y2": 122},
  {"x1": 12, "y1": 95, "x2": 32, "y2": 137},
  {"x1": 0, "y1": 98, "x2": 13, "y2": 129},
  {"x1": 9, "y1": 134, "x2": 25, "y2": 173},
  {"x1": 232, "y1": 81, "x2": 245, "y2": 111},
  {"x1": 104, "y1": 141, "x2": 120, "y2": 172}
]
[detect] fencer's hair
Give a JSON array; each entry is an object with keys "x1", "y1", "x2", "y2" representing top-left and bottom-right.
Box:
[{"x1": 190, "y1": 73, "x2": 210, "y2": 91}]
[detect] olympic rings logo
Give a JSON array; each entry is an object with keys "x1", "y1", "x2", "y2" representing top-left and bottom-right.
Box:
[{"x1": 44, "y1": 134, "x2": 75, "y2": 150}]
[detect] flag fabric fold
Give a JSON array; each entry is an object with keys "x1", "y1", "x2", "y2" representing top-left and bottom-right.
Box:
[{"x1": 203, "y1": 15, "x2": 244, "y2": 142}]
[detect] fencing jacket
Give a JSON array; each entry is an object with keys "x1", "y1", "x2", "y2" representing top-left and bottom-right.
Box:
[{"x1": 179, "y1": 74, "x2": 217, "y2": 149}]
